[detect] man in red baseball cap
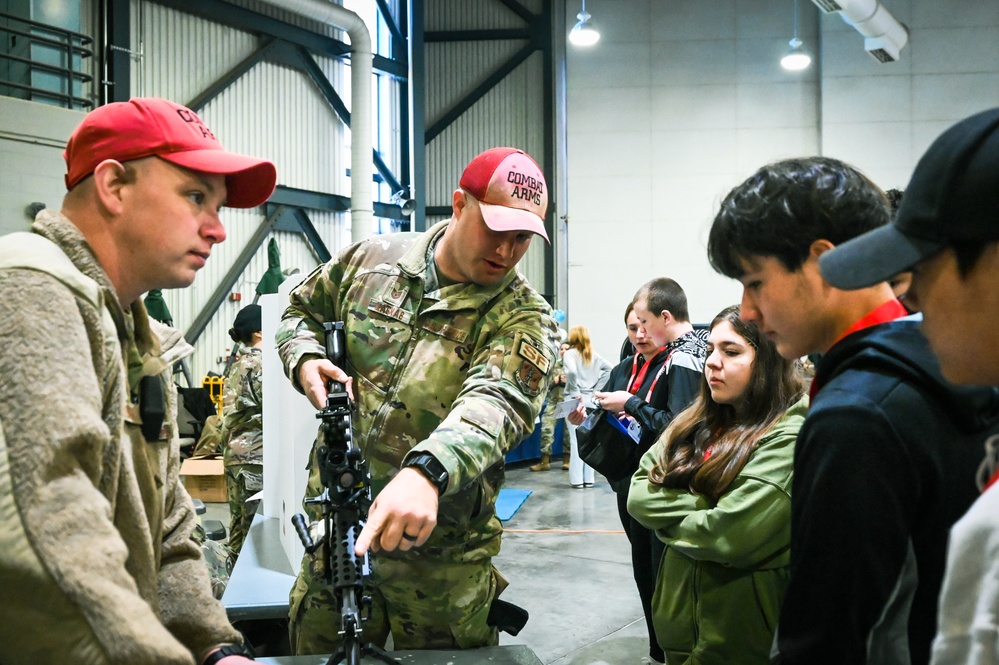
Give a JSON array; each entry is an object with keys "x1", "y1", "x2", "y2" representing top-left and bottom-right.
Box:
[
  {"x1": 0, "y1": 98, "x2": 275, "y2": 664},
  {"x1": 277, "y1": 147, "x2": 558, "y2": 656}
]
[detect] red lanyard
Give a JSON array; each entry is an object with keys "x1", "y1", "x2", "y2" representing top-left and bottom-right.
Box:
[
  {"x1": 626, "y1": 348, "x2": 663, "y2": 394},
  {"x1": 810, "y1": 299, "x2": 909, "y2": 400},
  {"x1": 641, "y1": 352, "x2": 673, "y2": 401}
]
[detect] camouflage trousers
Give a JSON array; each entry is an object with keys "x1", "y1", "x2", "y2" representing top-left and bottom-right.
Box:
[
  {"x1": 194, "y1": 518, "x2": 229, "y2": 599},
  {"x1": 224, "y1": 463, "x2": 262, "y2": 564},
  {"x1": 288, "y1": 553, "x2": 502, "y2": 654},
  {"x1": 539, "y1": 384, "x2": 568, "y2": 456}
]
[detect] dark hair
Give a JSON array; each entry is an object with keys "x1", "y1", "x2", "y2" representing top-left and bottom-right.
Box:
[
  {"x1": 228, "y1": 304, "x2": 262, "y2": 345},
  {"x1": 885, "y1": 188, "x2": 905, "y2": 216},
  {"x1": 634, "y1": 277, "x2": 689, "y2": 322},
  {"x1": 708, "y1": 157, "x2": 891, "y2": 278},
  {"x1": 648, "y1": 305, "x2": 805, "y2": 502}
]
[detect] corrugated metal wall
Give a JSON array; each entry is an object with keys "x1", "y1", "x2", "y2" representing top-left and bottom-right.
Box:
[
  {"x1": 119, "y1": 0, "x2": 551, "y2": 376},
  {"x1": 423, "y1": 0, "x2": 550, "y2": 298},
  {"x1": 128, "y1": 0, "x2": 360, "y2": 379}
]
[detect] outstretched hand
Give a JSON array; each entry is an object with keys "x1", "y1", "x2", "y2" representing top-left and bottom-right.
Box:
[
  {"x1": 355, "y1": 468, "x2": 439, "y2": 556},
  {"x1": 298, "y1": 357, "x2": 353, "y2": 410},
  {"x1": 567, "y1": 403, "x2": 587, "y2": 426}
]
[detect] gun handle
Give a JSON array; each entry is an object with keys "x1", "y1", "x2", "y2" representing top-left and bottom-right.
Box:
[{"x1": 292, "y1": 513, "x2": 316, "y2": 551}]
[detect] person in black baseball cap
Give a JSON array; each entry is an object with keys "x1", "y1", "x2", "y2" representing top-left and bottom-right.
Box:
[
  {"x1": 820, "y1": 107, "x2": 999, "y2": 385},
  {"x1": 823, "y1": 107, "x2": 999, "y2": 665},
  {"x1": 707, "y1": 153, "x2": 999, "y2": 665}
]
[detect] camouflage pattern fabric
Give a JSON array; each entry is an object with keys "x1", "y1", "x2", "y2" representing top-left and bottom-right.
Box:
[
  {"x1": 225, "y1": 463, "x2": 262, "y2": 562},
  {"x1": 193, "y1": 518, "x2": 229, "y2": 600},
  {"x1": 220, "y1": 348, "x2": 263, "y2": 466},
  {"x1": 539, "y1": 356, "x2": 568, "y2": 456},
  {"x1": 192, "y1": 414, "x2": 223, "y2": 456},
  {"x1": 277, "y1": 221, "x2": 558, "y2": 653},
  {"x1": 289, "y1": 556, "x2": 502, "y2": 653}
]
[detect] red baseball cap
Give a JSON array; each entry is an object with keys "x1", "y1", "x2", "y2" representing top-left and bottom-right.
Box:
[
  {"x1": 459, "y1": 147, "x2": 549, "y2": 242},
  {"x1": 63, "y1": 97, "x2": 277, "y2": 208}
]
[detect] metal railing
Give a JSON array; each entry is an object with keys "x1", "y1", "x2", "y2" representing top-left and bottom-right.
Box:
[{"x1": 0, "y1": 10, "x2": 94, "y2": 109}]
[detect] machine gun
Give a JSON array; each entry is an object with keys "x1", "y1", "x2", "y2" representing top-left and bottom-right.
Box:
[{"x1": 291, "y1": 321, "x2": 396, "y2": 665}]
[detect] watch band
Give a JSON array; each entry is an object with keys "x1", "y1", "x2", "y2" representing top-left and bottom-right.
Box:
[
  {"x1": 403, "y1": 453, "x2": 449, "y2": 494},
  {"x1": 203, "y1": 645, "x2": 252, "y2": 665}
]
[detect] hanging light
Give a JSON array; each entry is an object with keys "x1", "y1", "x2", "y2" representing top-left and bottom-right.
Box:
[
  {"x1": 782, "y1": 38, "x2": 812, "y2": 70},
  {"x1": 781, "y1": 0, "x2": 812, "y2": 71},
  {"x1": 569, "y1": 0, "x2": 600, "y2": 47}
]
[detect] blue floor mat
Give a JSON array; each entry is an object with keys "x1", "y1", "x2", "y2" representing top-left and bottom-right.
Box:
[{"x1": 496, "y1": 488, "x2": 532, "y2": 522}]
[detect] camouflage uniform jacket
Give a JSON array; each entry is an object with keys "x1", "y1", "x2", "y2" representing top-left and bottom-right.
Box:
[
  {"x1": 277, "y1": 221, "x2": 558, "y2": 563},
  {"x1": 0, "y1": 211, "x2": 240, "y2": 664},
  {"x1": 220, "y1": 347, "x2": 263, "y2": 466}
]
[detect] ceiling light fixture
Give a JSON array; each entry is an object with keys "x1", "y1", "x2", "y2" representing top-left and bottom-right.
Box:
[
  {"x1": 569, "y1": 0, "x2": 600, "y2": 47},
  {"x1": 781, "y1": 0, "x2": 812, "y2": 71}
]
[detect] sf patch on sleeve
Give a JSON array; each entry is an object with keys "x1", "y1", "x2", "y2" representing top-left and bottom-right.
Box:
[{"x1": 508, "y1": 333, "x2": 552, "y2": 397}]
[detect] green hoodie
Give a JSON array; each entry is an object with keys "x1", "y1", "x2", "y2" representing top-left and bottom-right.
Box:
[{"x1": 628, "y1": 397, "x2": 808, "y2": 665}]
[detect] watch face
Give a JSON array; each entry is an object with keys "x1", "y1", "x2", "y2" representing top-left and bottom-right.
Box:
[{"x1": 409, "y1": 454, "x2": 447, "y2": 490}]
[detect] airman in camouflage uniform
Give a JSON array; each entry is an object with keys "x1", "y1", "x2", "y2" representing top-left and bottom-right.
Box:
[
  {"x1": 277, "y1": 148, "x2": 558, "y2": 655},
  {"x1": 194, "y1": 518, "x2": 230, "y2": 600},
  {"x1": 531, "y1": 351, "x2": 568, "y2": 471},
  {"x1": 221, "y1": 305, "x2": 264, "y2": 566}
]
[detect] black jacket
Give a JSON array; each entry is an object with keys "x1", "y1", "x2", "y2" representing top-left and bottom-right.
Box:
[
  {"x1": 623, "y1": 330, "x2": 707, "y2": 451},
  {"x1": 775, "y1": 319, "x2": 999, "y2": 665}
]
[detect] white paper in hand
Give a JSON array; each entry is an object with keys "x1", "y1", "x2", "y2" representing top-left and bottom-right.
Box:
[{"x1": 552, "y1": 397, "x2": 581, "y2": 419}]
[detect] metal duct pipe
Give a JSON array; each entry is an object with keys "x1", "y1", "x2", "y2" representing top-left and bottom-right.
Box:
[
  {"x1": 810, "y1": 0, "x2": 909, "y2": 62},
  {"x1": 257, "y1": 0, "x2": 373, "y2": 242}
]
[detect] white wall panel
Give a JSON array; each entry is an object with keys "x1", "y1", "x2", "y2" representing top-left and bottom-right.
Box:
[{"x1": 567, "y1": 0, "x2": 999, "y2": 363}]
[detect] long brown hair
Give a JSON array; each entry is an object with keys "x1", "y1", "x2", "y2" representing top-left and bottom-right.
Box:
[
  {"x1": 648, "y1": 305, "x2": 804, "y2": 502},
  {"x1": 567, "y1": 325, "x2": 594, "y2": 364}
]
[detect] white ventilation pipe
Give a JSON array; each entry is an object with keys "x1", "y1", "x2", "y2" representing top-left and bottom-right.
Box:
[
  {"x1": 258, "y1": 0, "x2": 373, "y2": 242},
  {"x1": 810, "y1": 0, "x2": 909, "y2": 62}
]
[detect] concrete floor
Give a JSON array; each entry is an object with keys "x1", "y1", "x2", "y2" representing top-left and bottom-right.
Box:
[
  {"x1": 204, "y1": 462, "x2": 655, "y2": 665},
  {"x1": 496, "y1": 463, "x2": 653, "y2": 665}
]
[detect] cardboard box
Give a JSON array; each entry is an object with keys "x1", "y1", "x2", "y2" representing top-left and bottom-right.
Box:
[{"x1": 180, "y1": 455, "x2": 227, "y2": 503}]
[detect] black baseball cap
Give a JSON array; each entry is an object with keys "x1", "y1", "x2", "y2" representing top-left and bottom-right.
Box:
[
  {"x1": 820, "y1": 107, "x2": 999, "y2": 290},
  {"x1": 232, "y1": 304, "x2": 262, "y2": 336}
]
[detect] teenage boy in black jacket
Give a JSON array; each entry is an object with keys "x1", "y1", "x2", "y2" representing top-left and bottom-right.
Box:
[
  {"x1": 706, "y1": 156, "x2": 999, "y2": 665},
  {"x1": 820, "y1": 108, "x2": 999, "y2": 665}
]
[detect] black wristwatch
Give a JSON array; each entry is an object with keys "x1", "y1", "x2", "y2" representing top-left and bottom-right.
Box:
[
  {"x1": 203, "y1": 644, "x2": 253, "y2": 665},
  {"x1": 403, "y1": 453, "x2": 449, "y2": 495}
]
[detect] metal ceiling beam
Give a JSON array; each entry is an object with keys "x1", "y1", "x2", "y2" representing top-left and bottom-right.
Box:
[
  {"x1": 150, "y1": 0, "x2": 406, "y2": 78},
  {"x1": 184, "y1": 204, "x2": 282, "y2": 345},
  {"x1": 270, "y1": 206, "x2": 331, "y2": 264},
  {"x1": 187, "y1": 37, "x2": 280, "y2": 112},
  {"x1": 497, "y1": 0, "x2": 535, "y2": 24},
  {"x1": 268, "y1": 184, "x2": 408, "y2": 221},
  {"x1": 425, "y1": 40, "x2": 537, "y2": 143}
]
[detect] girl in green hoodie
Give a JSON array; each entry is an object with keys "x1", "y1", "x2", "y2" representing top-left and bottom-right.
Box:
[{"x1": 628, "y1": 305, "x2": 807, "y2": 665}]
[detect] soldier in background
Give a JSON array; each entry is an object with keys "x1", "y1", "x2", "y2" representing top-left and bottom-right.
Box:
[
  {"x1": 531, "y1": 331, "x2": 569, "y2": 471},
  {"x1": 277, "y1": 147, "x2": 558, "y2": 655},
  {"x1": 220, "y1": 304, "x2": 264, "y2": 568}
]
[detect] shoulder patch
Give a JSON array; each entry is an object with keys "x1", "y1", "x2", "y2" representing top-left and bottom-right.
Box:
[{"x1": 518, "y1": 338, "x2": 551, "y2": 374}]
